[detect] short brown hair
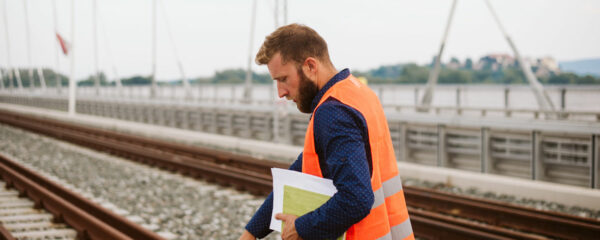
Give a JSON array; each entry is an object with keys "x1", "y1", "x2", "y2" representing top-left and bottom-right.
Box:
[{"x1": 255, "y1": 24, "x2": 331, "y2": 67}]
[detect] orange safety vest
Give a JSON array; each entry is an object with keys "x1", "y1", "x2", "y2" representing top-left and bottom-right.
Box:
[{"x1": 302, "y1": 75, "x2": 414, "y2": 240}]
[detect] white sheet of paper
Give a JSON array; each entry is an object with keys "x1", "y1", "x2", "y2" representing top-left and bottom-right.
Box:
[{"x1": 269, "y1": 168, "x2": 338, "y2": 232}]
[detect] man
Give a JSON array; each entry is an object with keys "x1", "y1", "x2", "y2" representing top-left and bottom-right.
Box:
[{"x1": 240, "y1": 24, "x2": 413, "y2": 240}]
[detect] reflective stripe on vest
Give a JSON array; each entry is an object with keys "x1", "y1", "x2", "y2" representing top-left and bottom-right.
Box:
[{"x1": 302, "y1": 75, "x2": 414, "y2": 240}]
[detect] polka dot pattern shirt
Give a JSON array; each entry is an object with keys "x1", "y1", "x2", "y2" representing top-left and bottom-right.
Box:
[{"x1": 246, "y1": 69, "x2": 374, "y2": 239}]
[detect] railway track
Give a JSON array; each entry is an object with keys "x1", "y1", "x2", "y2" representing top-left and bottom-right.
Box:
[
  {"x1": 0, "y1": 109, "x2": 599, "y2": 239},
  {"x1": 0, "y1": 178, "x2": 77, "y2": 240},
  {"x1": 0, "y1": 152, "x2": 164, "y2": 239}
]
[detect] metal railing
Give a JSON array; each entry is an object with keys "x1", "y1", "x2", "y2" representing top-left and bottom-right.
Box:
[
  {"x1": 1, "y1": 94, "x2": 598, "y2": 189},
  {"x1": 3, "y1": 84, "x2": 600, "y2": 122}
]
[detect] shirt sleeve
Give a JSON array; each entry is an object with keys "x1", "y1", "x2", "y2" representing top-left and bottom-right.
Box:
[
  {"x1": 294, "y1": 100, "x2": 374, "y2": 240},
  {"x1": 245, "y1": 153, "x2": 303, "y2": 238}
]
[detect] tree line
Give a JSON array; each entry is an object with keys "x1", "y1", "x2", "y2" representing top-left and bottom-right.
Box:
[
  {"x1": 353, "y1": 63, "x2": 600, "y2": 85},
  {"x1": 2, "y1": 65, "x2": 599, "y2": 87}
]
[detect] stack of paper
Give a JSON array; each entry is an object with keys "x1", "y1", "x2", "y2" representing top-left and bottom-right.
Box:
[{"x1": 270, "y1": 168, "x2": 345, "y2": 240}]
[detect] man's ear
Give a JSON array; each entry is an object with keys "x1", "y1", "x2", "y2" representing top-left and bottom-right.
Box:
[
  {"x1": 301, "y1": 63, "x2": 310, "y2": 77},
  {"x1": 303, "y1": 57, "x2": 317, "y2": 75}
]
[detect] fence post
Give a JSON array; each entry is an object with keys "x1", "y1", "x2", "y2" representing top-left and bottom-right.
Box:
[
  {"x1": 504, "y1": 87, "x2": 510, "y2": 109},
  {"x1": 592, "y1": 135, "x2": 598, "y2": 189},
  {"x1": 456, "y1": 87, "x2": 461, "y2": 107},
  {"x1": 399, "y1": 122, "x2": 408, "y2": 162},
  {"x1": 437, "y1": 124, "x2": 446, "y2": 167},
  {"x1": 414, "y1": 88, "x2": 419, "y2": 106},
  {"x1": 481, "y1": 127, "x2": 490, "y2": 173},
  {"x1": 560, "y1": 88, "x2": 566, "y2": 110},
  {"x1": 532, "y1": 131, "x2": 542, "y2": 181}
]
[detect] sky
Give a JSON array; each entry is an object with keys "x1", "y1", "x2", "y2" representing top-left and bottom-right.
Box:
[{"x1": 1, "y1": 0, "x2": 599, "y2": 81}]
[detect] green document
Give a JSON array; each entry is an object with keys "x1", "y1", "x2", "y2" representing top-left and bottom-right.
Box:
[{"x1": 282, "y1": 185, "x2": 346, "y2": 240}]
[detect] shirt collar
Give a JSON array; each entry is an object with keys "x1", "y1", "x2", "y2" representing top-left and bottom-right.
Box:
[{"x1": 309, "y1": 68, "x2": 350, "y2": 113}]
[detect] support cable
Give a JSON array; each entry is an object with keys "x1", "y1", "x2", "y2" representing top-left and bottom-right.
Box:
[
  {"x1": 2, "y1": 0, "x2": 12, "y2": 90},
  {"x1": 159, "y1": 0, "x2": 190, "y2": 100},
  {"x1": 283, "y1": 0, "x2": 287, "y2": 25},
  {"x1": 484, "y1": 0, "x2": 555, "y2": 113},
  {"x1": 420, "y1": 0, "x2": 458, "y2": 111},
  {"x1": 93, "y1": 0, "x2": 100, "y2": 95},
  {"x1": 52, "y1": 0, "x2": 62, "y2": 93},
  {"x1": 0, "y1": 69, "x2": 4, "y2": 90},
  {"x1": 243, "y1": 0, "x2": 258, "y2": 102},
  {"x1": 97, "y1": 1, "x2": 122, "y2": 96},
  {"x1": 68, "y1": 0, "x2": 76, "y2": 115},
  {"x1": 272, "y1": 0, "x2": 282, "y2": 142},
  {"x1": 150, "y1": 0, "x2": 157, "y2": 98},
  {"x1": 23, "y1": 0, "x2": 34, "y2": 89}
]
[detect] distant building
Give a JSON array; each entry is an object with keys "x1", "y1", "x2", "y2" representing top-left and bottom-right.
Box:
[
  {"x1": 446, "y1": 57, "x2": 462, "y2": 69},
  {"x1": 534, "y1": 56, "x2": 560, "y2": 77},
  {"x1": 472, "y1": 54, "x2": 559, "y2": 77},
  {"x1": 476, "y1": 54, "x2": 515, "y2": 71}
]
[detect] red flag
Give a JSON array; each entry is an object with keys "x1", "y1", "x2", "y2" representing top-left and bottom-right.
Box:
[{"x1": 56, "y1": 33, "x2": 71, "y2": 55}]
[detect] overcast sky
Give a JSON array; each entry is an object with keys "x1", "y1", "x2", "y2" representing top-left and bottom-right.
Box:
[{"x1": 1, "y1": 0, "x2": 599, "y2": 81}]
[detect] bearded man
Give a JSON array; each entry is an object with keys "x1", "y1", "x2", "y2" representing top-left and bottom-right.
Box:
[{"x1": 239, "y1": 24, "x2": 413, "y2": 240}]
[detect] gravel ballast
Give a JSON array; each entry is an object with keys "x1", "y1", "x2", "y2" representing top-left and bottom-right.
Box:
[
  {"x1": 1, "y1": 122, "x2": 598, "y2": 240},
  {"x1": 0, "y1": 123, "x2": 279, "y2": 240}
]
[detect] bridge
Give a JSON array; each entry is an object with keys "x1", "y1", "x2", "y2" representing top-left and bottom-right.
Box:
[
  {"x1": 0, "y1": 1, "x2": 599, "y2": 239},
  {"x1": 1, "y1": 84, "x2": 599, "y2": 189}
]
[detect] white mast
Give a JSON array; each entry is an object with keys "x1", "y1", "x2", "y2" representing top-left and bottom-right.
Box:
[
  {"x1": 484, "y1": 0, "x2": 555, "y2": 112},
  {"x1": 3, "y1": 0, "x2": 22, "y2": 91},
  {"x1": 97, "y1": 4, "x2": 122, "y2": 95},
  {"x1": 243, "y1": 0, "x2": 257, "y2": 102},
  {"x1": 68, "y1": 0, "x2": 76, "y2": 115},
  {"x1": 36, "y1": 64, "x2": 46, "y2": 90},
  {"x1": 93, "y1": 0, "x2": 100, "y2": 95},
  {"x1": 23, "y1": 0, "x2": 35, "y2": 89},
  {"x1": 14, "y1": 67, "x2": 23, "y2": 90},
  {"x1": 274, "y1": 0, "x2": 279, "y2": 28},
  {"x1": 159, "y1": 0, "x2": 190, "y2": 99},
  {"x1": 2, "y1": 0, "x2": 12, "y2": 90},
  {"x1": 150, "y1": 0, "x2": 157, "y2": 98},
  {"x1": 283, "y1": 0, "x2": 287, "y2": 25},
  {"x1": 52, "y1": 0, "x2": 61, "y2": 92},
  {"x1": 32, "y1": 0, "x2": 46, "y2": 92},
  {"x1": 23, "y1": 0, "x2": 46, "y2": 91},
  {"x1": 272, "y1": 0, "x2": 282, "y2": 142},
  {"x1": 0, "y1": 69, "x2": 4, "y2": 90},
  {"x1": 420, "y1": 0, "x2": 457, "y2": 110}
]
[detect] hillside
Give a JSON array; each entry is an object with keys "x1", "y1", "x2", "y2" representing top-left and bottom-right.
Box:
[{"x1": 559, "y1": 58, "x2": 600, "y2": 76}]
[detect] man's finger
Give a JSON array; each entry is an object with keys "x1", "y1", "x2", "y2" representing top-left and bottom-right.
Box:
[{"x1": 275, "y1": 213, "x2": 287, "y2": 221}]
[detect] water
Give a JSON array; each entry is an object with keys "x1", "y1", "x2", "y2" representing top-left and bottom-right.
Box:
[{"x1": 4, "y1": 84, "x2": 600, "y2": 112}]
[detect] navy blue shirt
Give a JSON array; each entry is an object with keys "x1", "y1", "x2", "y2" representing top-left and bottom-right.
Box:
[{"x1": 245, "y1": 69, "x2": 374, "y2": 239}]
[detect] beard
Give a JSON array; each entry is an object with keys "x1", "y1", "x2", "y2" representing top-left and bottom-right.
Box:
[{"x1": 296, "y1": 68, "x2": 319, "y2": 113}]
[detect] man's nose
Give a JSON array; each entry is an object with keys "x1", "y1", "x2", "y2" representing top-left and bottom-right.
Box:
[{"x1": 277, "y1": 83, "x2": 288, "y2": 98}]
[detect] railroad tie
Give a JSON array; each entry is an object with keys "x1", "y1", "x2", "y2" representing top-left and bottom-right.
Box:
[{"x1": 0, "y1": 180, "x2": 79, "y2": 240}]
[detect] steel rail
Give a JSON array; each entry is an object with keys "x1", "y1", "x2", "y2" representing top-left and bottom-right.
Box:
[
  {"x1": 0, "y1": 109, "x2": 274, "y2": 195},
  {"x1": 0, "y1": 224, "x2": 15, "y2": 240},
  {"x1": 0, "y1": 153, "x2": 163, "y2": 240},
  {"x1": 0, "y1": 108, "x2": 287, "y2": 175},
  {"x1": 404, "y1": 186, "x2": 600, "y2": 239},
  {"x1": 409, "y1": 206, "x2": 549, "y2": 240},
  {"x1": 0, "y1": 109, "x2": 598, "y2": 239}
]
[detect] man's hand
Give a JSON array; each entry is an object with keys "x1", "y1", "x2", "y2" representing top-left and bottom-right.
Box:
[
  {"x1": 275, "y1": 213, "x2": 303, "y2": 240},
  {"x1": 239, "y1": 230, "x2": 256, "y2": 240}
]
